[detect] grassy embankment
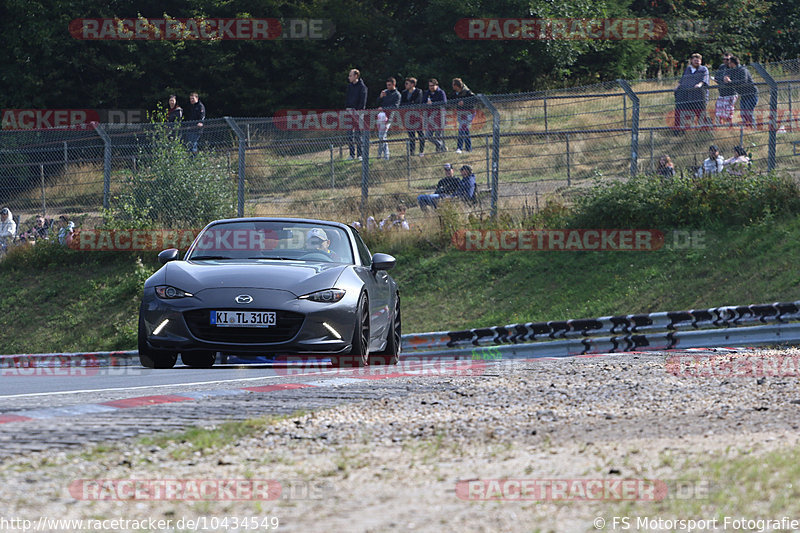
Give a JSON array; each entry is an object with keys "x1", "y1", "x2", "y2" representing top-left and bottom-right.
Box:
[{"x1": 1, "y1": 207, "x2": 799, "y2": 354}]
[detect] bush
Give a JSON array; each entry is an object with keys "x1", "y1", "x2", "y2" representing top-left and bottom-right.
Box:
[
  {"x1": 568, "y1": 172, "x2": 800, "y2": 229},
  {"x1": 106, "y1": 115, "x2": 235, "y2": 228}
]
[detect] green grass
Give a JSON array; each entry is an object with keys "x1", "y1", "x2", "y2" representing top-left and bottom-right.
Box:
[{"x1": 3, "y1": 213, "x2": 800, "y2": 352}]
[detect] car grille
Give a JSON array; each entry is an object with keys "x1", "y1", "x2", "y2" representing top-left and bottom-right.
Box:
[{"x1": 184, "y1": 309, "x2": 305, "y2": 343}]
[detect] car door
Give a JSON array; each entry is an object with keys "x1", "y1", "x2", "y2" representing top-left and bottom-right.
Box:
[{"x1": 352, "y1": 230, "x2": 392, "y2": 349}]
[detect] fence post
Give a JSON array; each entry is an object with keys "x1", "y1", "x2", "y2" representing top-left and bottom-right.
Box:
[
  {"x1": 623, "y1": 94, "x2": 627, "y2": 128},
  {"x1": 477, "y1": 94, "x2": 500, "y2": 217},
  {"x1": 789, "y1": 82, "x2": 793, "y2": 118},
  {"x1": 543, "y1": 96, "x2": 548, "y2": 133},
  {"x1": 330, "y1": 144, "x2": 335, "y2": 188},
  {"x1": 94, "y1": 123, "x2": 112, "y2": 210},
  {"x1": 406, "y1": 140, "x2": 411, "y2": 187},
  {"x1": 485, "y1": 135, "x2": 491, "y2": 189},
  {"x1": 565, "y1": 133, "x2": 571, "y2": 187},
  {"x1": 40, "y1": 165, "x2": 46, "y2": 215},
  {"x1": 740, "y1": 124, "x2": 744, "y2": 147},
  {"x1": 224, "y1": 116, "x2": 246, "y2": 217},
  {"x1": 63, "y1": 141, "x2": 68, "y2": 165},
  {"x1": 618, "y1": 79, "x2": 640, "y2": 177},
  {"x1": 649, "y1": 129, "x2": 654, "y2": 172},
  {"x1": 360, "y1": 129, "x2": 370, "y2": 222},
  {"x1": 752, "y1": 63, "x2": 778, "y2": 172}
]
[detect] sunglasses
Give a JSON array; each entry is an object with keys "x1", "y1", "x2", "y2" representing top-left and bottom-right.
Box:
[{"x1": 309, "y1": 238, "x2": 324, "y2": 244}]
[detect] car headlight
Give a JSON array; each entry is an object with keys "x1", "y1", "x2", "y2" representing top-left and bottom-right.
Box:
[
  {"x1": 299, "y1": 289, "x2": 346, "y2": 303},
  {"x1": 155, "y1": 285, "x2": 194, "y2": 299}
]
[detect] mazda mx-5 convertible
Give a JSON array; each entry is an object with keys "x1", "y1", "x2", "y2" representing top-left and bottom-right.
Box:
[{"x1": 138, "y1": 218, "x2": 400, "y2": 369}]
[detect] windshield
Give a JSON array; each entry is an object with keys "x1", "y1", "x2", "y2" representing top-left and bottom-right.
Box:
[{"x1": 186, "y1": 221, "x2": 354, "y2": 264}]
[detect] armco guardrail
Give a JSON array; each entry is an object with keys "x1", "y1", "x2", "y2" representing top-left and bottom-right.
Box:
[
  {"x1": 403, "y1": 301, "x2": 800, "y2": 355},
  {"x1": 3, "y1": 302, "x2": 799, "y2": 366}
]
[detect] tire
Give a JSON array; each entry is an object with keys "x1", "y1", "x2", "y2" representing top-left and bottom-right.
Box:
[
  {"x1": 370, "y1": 293, "x2": 400, "y2": 366},
  {"x1": 138, "y1": 312, "x2": 178, "y2": 369},
  {"x1": 180, "y1": 351, "x2": 216, "y2": 368},
  {"x1": 332, "y1": 292, "x2": 369, "y2": 368}
]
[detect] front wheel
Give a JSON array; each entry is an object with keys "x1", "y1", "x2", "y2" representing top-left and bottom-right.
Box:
[
  {"x1": 370, "y1": 294, "x2": 400, "y2": 366},
  {"x1": 332, "y1": 293, "x2": 369, "y2": 368},
  {"x1": 138, "y1": 313, "x2": 178, "y2": 369}
]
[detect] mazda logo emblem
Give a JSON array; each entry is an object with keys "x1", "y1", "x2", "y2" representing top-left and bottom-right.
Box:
[{"x1": 235, "y1": 294, "x2": 253, "y2": 304}]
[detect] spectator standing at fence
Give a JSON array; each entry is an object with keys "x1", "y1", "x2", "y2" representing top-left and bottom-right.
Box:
[
  {"x1": 401, "y1": 77, "x2": 425, "y2": 156},
  {"x1": 376, "y1": 108, "x2": 390, "y2": 160},
  {"x1": 724, "y1": 145, "x2": 751, "y2": 176},
  {"x1": 167, "y1": 94, "x2": 183, "y2": 123},
  {"x1": 452, "y1": 78, "x2": 476, "y2": 153},
  {"x1": 656, "y1": 155, "x2": 675, "y2": 178},
  {"x1": 0, "y1": 207, "x2": 16, "y2": 252},
  {"x1": 727, "y1": 56, "x2": 758, "y2": 128},
  {"x1": 345, "y1": 69, "x2": 368, "y2": 160},
  {"x1": 674, "y1": 53, "x2": 710, "y2": 132},
  {"x1": 714, "y1": 53, "x2": 738, "y2": 126},
  {"x1": 697, "y1": 145, "x2": 725, "y2": 176},
  {"x1": 186, "y1": 92, "x2": 205, "y2": 154},
  {"x1": 57, "y1": 215, "x2": 74, "y2": 246},
  {"x1": 423, "y1": 79, "x2": 447, "y2": 153}
]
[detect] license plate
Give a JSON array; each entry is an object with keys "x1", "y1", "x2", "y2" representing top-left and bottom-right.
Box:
[{"x1": 211, "y1": 311, "x2": 276, "y2": 328}]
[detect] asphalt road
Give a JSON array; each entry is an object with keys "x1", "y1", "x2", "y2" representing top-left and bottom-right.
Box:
[{"x1": 0, "y1": 355, "x2": 487, "y2": 457}]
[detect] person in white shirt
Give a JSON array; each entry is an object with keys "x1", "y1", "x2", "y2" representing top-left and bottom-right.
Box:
[
  {"x1": 697, "y1": 145, "x2": 725, "y2": 176},
  {"x1": 377, "y1": 108, "x2": 390, "y2": 160},
  {"x1": 723, "y1": 145, "x2": 750, "y2": 176},
  {"x1": 0, "y1": 207, "x2": 16, "y2": 251}
]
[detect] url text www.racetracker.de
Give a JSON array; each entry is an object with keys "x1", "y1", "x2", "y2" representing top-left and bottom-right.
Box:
[{"x1": 597, "y1": 515, "x2": 800, "y2": 531}]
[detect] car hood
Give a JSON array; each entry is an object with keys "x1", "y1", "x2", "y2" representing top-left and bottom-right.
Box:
[{"x1": 163, "y1": 260, "x2": 348, "y2": 297}]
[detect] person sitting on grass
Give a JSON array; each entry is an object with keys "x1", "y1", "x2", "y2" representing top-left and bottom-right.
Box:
[
  {"x1": 18, "y1": 214, "x2": 51, "y2": 243},
  {"x1": 724, "y1": 145, "x2": 751, "y2": 176},
  {"x1": 696, "y1": 145, "x2": 725, "y2": 177},
  {"x1": 656, "y1": 155, "x2": 675, "y2": 178},
  {"x1": 380, "y1": 205, "x2": 410, "y2": 231},
  {"x1": 57, "y1": 215, "x2": 75, "y2": 246}
]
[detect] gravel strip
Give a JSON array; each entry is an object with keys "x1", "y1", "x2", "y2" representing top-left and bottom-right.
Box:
[{"x1": 3, "y1": 349, "x2": 800, "y2": 532}]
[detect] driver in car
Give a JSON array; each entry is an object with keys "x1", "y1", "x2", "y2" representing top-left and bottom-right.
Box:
[{"x1": 306, "y1": 228, "x2": 340, "y2": 261}]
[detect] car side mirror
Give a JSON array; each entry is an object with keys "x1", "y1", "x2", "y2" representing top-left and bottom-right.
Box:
[
  {"x1": 158, "y1": 248, "x2": 180, "y2": 265},
  {"x1": 371, "y1": 253, "x2": 396, "y2": 272}
]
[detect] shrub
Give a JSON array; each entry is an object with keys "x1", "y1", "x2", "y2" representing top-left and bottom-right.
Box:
[
  {"x1": 567, "y1": 172, "x2": 800, "y2": 229},
  {"x1": 106, "y1": 114, "x2": 235, "y2": 228}
]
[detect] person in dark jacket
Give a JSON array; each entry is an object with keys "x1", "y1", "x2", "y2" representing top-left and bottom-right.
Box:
[
  {"x1": 714, "y1": 53, "x2": 737, "y2": 126},
  {"x1": 345, "y1": 69, "x2": 368, "y2": 160},
  {"x1": 422, "y1": 78, "x2": 447, "y2": 153},
  {"x1": 452, "y1": 78, "x2": 476, "y2": 153},
  {"x1": 186, "y1": 92, "x2": 205, "y2": 154},
  {"x1": 377, "y1": 77, "x2": 401, "y2": 109},
  {"x1": 673, "y1": 54, "x2": 710, "y2": 132},
  {"x1": 727, "y1": 56, "x2": 759, "y2": 128},
  {"x1": 167, "y1": 94, "x2": 182, "y2": 140},
  {"x1": 401, "y1": 77, "x2": 425, "y2": 155}
]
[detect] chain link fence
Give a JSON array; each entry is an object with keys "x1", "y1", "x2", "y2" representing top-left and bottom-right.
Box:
[{"x1": 2, "y1": 59, "x2": 800, "y2": 235}]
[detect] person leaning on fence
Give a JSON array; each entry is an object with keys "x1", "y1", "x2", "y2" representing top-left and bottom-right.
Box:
[
  {"x1": 656, "y1": 155, "x2": 675, "y2": 178},
  {"x1": 673, "y1": 53, "x2": 710, "y2": 132},
  {"x1": 401, "y1": 77, "x2": 425, "y2": 156},
  {"x1": 697, "y1": 145, "x2": 725, "y2": 177},
  {"x1": 724, "y1": 145, "x2": 751, "y2": 176},
  {"x1": 186, "y1": 92, "x2": 205, "y2": 154},
  {"x1": 452, "y1": 78, "x2": 476, "y2": 153},
  {"x1": 0, "y1": 207, "x2": 16, "y2": 252},
  {"x1": 727, "y1": 56, "x2": 758, "y2": 128},
  {"x1": 714, "y1": 53, "x2": 738, "y2": 126}
]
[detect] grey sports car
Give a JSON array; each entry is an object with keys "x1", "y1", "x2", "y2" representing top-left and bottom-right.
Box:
[{"x1": 138, "y1": 217, "x2": 400, "y2": 369}]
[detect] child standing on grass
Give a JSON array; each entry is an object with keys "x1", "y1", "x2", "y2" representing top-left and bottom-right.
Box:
[{"x1": 377, "y1": 108, "x2": 390, "y2": 160}]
